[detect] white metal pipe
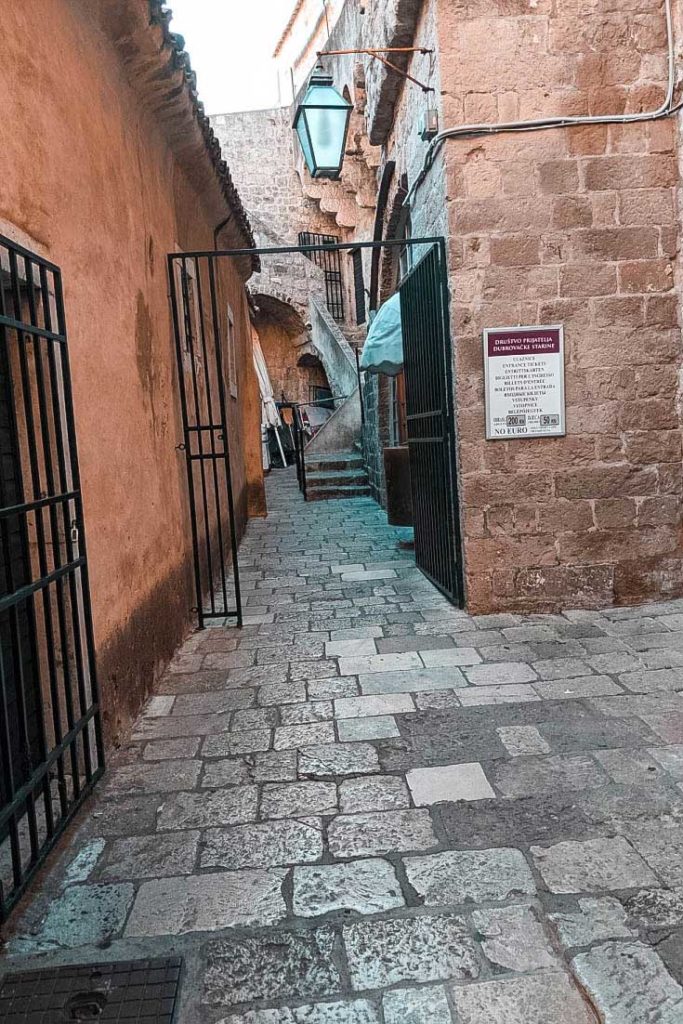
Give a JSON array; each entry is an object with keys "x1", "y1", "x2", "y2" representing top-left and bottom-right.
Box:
[{"x1": 404, "y1": 0, "x2": 677, "y2": 208}]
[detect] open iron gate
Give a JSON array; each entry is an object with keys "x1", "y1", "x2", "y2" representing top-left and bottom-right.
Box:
[
  {"x1": 168, "y1": 254, "x2": 243, "y2": 628},
  {"x1": 0, "y1": 233, "x2": 103, "y2": 921},
  {"x1": 400, "y1": 243, "x2": 463, "y2": 604},
  {"x1": 168, "y1": 237, "x2": 463, "y2": 629}
]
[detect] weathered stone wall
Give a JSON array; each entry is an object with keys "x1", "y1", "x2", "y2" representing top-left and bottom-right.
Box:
[
  {"x1": 359, "y1": 0, "x2": 444, "y2": 510},
  {"x1": 363, "y1": 0, "x2": 429, "y2": 147},
  {"x1": 362, "y1": 374, "x2": 392, "y2": 506},
  {"x1": 0, "y1": 0, "x2": 262, "y2": 742},
  {"x1": 332, "y1": 0, "x2": 683, "y2": 612},
  {"x1": 211, "y1": 108, "x2": 340, "y2": 244},
  {"x1": 256, "y1": 321, "x2": 329, "y2": 407},
  {"x1": 434, "y1": 0, "x2": 682, "y2": 611}
]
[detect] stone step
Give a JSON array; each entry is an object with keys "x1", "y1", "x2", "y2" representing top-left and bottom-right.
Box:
[
  {"x1": 306, "y1": 469, "x2": 369, "y2": 487},
  {"x1": 305, "y1": 452, "x2": 365, "y2": 472},
  {"x1": 306, "y1": 484, "x2": 372, "y2": 501}
]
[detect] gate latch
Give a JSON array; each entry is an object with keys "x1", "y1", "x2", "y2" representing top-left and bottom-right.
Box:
[{"x1": 71, "y1": 520, "x2": 79, "y2": 546}]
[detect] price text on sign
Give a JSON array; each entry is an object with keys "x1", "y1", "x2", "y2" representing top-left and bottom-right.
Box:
[{"x1": 483, "y1": 325, "x2": 565, "y2": 441}]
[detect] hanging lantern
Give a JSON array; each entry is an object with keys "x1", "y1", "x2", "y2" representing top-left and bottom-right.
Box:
[{"x1": 293, "y1": 64, "x2": 352, "y2": 180}]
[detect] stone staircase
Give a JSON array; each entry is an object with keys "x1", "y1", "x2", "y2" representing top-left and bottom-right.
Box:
[{"x1": 305, "y1": 451, "x2": 370, "y2": 501}]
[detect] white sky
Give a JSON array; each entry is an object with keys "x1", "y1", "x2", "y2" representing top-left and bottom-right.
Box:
[{"x1": 168, "y1": 1, "x2": 291, "y2": 115}]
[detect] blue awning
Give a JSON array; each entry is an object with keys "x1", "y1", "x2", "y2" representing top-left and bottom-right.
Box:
[{"x1": 359, "y1": 293, "x2": 403, "y2": 377}]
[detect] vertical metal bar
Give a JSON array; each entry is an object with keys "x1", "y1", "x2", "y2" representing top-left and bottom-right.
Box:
[
  {"x1": 430, "y1": 248, "x2": 449, "y2": 590},
  {"x1": 7, "y1": 249, "x2": 45, "y2": 853},
  {"x1": 296, "y1": 406, "x2": 308, "y2": 502},
  {"x1": 32, "y1": 264, "x2": 69, "y2": 815},
  {"x1": 181, "y1": 258, "x2": 216, "y2": 620},
  {"x1": 40, "y1": 265, "x2": 91, "y2": 806},
  {"x1": 23, "y1": 257, "x2": 68, "y2": 829},
  {"x1": 168, "y1": 256, "x2": 205, "y2": 628},
  {"x1": 36, "y1": 272, "x2": 82, "y2": 804},
  {"x1": 296, "y1": 409, "x2": 304, "y2": 494},
  {"x1": 206, "y1": 255, "x2": 243, "y2": 627},
  {"x1": 353, "y1": 249, "x2": 366, "y2": 325},
  {"x1": 437, "y1": 238, "x2": 464, "y2": 605},
  {"x1": 0, "y1": 269, "x2": 26, "y2": 889},
  {"x1": 289, "y1": 405, "x2": 303, "y2": 492},
  {"x1": 0, "y1": 641, "x2": 23, "y2": 891},
  {"x1": 193, "y1": 258, "x2": 229, "y2": 616},
  {"x1": 354, "y1": 347, "x2": 365, "y2": 427},
  {"x1": 52, "y1": 269, "x2": 106, "y2": 775}
]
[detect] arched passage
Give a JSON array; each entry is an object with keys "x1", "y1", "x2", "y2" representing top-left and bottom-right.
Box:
[{"x1": 250, "y1": 292, "x2": 332, "y2": 407}]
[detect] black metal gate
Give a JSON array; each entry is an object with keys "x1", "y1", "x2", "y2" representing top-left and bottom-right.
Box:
[
  {"x1": 400, "y1": 243, "x2": 463, "y2": 604},
  {"x1": 0, "y1": 233, "x2": 104, "y2": 921},
  {"x1": 298, "y1": 232, "x2": 345, "y2": 321},
  {"x1": 168, "y1": 255, "x2": 243, "y2": 628},
  {"x1": 169, "y1": 237, "x2": 463, "y2": 628}
]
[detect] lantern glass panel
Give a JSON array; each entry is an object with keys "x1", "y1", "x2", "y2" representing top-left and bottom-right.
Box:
[{"x1": 294, "y1": 79, "x2": 351, "y2": 178}]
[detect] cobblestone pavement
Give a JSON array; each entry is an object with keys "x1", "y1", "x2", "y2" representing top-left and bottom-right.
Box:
[{"x1": 4, "y1": 468, "x2": 683, "y2": 1022}]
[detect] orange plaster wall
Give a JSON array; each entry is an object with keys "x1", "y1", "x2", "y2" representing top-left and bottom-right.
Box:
[{"x1": 0, "y1": 0, "x2": 260, "y2": 740}]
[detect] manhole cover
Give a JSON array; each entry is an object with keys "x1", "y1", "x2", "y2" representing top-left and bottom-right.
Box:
[{"x1": 0, "y1": 956, "x2": 182, "y2": 1022}]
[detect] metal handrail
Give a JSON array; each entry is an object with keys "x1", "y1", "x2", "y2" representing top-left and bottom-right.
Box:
[
  {"x1": 278, "y1": 401, "x2": 308, "y2": 501},
  {"x1": 277, "y1": 395, "x2": 353, "y2": 502},
  {"x1": 283, "y1": 396, "x2": 349, "y2": 408}
]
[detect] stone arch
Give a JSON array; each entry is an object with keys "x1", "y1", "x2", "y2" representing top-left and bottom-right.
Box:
[
  {"x1": 379, "y1": 172, "x2": 411, "y2": 304},
  {"x1": 251, "y1": 293, "x2": 307, "y2": 339},
  {"x1": 251, "y1": 292, "x2": 335, "y2": 407}
]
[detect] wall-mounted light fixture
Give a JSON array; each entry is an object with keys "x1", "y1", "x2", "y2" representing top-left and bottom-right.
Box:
[
  {"x1": 293, "y1": 65, "x2": 353, "y2": 180},
  {"x1": 318, "y1": 47, "x2": 435, "y2": 94}
]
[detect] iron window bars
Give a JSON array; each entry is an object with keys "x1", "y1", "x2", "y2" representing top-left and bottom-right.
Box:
[
  {"x1": 298, "y1": 232, "x2": 346, "y2": 321},
  {"x1": 0, "y1": 233, "x2": 103, "y2": 922}
]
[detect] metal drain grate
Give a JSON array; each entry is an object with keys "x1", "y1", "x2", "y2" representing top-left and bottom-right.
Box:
[{"x1": 0, "y1": 956, "x2": 182, "y2": 1022}]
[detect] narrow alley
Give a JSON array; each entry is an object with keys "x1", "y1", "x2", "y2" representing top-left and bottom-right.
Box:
[{"x1": 4, "y1": 470, "x2": 683, "y2": 1022}]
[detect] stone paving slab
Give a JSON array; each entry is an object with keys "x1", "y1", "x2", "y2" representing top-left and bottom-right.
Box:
[
  {"x1": 337, "y1": 715, "x2": 399, "y2": 741},
  {"x1": 450, "y1": 972, "x2": 597, "y2": 1024},
  {"x1": 204, "y1": 928, "x2": 342, "y2": 1007},
  {"x1": 292, "y1": 859, "x2": 404, "y2": 917},
  {"x1": 382, "y1": 985, "x2": 451, "y2": 1024},
  {"x1": 406, "y1": 762, "x2": 495, "y2": 804},
  {"x1": 201, "y1": 819, "x2": 323, "y2": 870},
  {"x1": 328, "y1": 809, "x2": 437, "y2": 858},
  {"x1": 531, "y1": 837, "x2": 661, "y2": 893},
  {"x1": 6, "y1": 470, "x2": 683, "y2": 1022},
  {"x1": 344, "y1": 913, "x2": 480, "y2": 989},
  {"x1": 404, "y1": 848, "x2": 536, "y2": 904},
  {"x1": 126, "y1": 869, "x2": 288, "y2": 936},
  {"x1": 472, "y1": 903, "x2": 559, "y2": 972},
  {"x1": 572, "y1": 941, "x2": 683, "y2": 1023}
]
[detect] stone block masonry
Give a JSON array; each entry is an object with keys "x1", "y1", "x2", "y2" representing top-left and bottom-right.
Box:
[{"x1": 431, "y1": 0, "x2": 683, "y2": 613}]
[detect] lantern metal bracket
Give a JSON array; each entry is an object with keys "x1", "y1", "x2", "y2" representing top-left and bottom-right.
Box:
[{"x1": 317, "y1": 48, "x2": 435, "y2": 93}]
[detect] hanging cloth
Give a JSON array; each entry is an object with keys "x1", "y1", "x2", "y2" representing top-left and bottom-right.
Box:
[
  {"x1": 252, "y1": 334, "x2": 281, "y2": 429},
  {"x1": 252, "y1": 334, "x2": 287, "y2": 467},
  {"x1": 359, "y1": 292, "x2": 403, "y2": 377}
]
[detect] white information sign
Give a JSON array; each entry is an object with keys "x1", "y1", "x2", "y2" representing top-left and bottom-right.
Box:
[{"x1": 483, "y1": 324, "x2": 565, "y2": 440}]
